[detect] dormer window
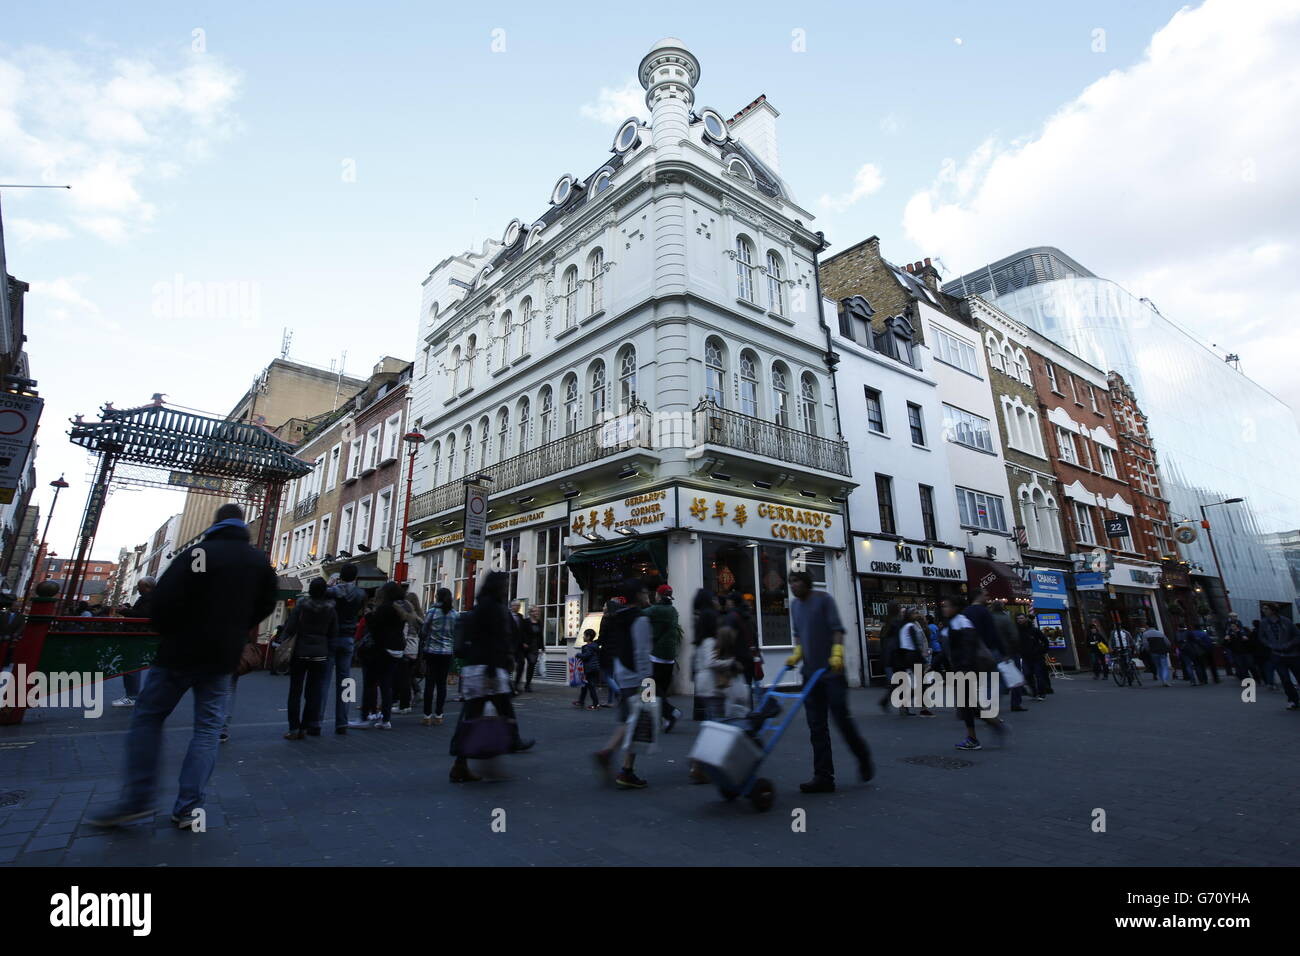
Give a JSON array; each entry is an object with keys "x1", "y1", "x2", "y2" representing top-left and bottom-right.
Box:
[
  {"x1": 475, "y1": 265, "x2": 493, "y2": 289},
  {"x1": 591, "y1": 167, "x2": 615, "y2": 196},
  {"x1": 727, "y1": 157, "x2": 755, "y2": 184}
]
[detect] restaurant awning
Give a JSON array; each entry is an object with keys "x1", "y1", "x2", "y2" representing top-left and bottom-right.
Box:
[
  {"x1": 565, "y1": 536, "x2": 668, "y2": 590},
  {"x1": 964, "y1": 556, "x2": 1032, "y2": 603}
]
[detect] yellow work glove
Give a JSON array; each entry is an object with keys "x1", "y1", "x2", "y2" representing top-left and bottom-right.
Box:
[
  {"x1": 829, "y1": 644, "x2": 845, "y2": 674},
  {"x1": 785, "y1": 645, "x2": 803, "y2": 668}
]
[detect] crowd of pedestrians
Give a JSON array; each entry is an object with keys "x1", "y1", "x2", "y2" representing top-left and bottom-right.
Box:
[{"x1": 80, "y1": 500, "x2": 1299, "y2": 829}]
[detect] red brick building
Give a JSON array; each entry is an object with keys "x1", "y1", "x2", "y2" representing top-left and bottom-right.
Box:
[
  {"x1": 1023, "y1": 332, "x2": 1172, "y2": 651},
  {"x1": 44, "y1": 556, "x2": 118, "y2": 604}
]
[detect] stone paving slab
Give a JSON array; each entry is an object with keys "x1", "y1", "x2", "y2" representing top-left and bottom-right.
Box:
[{"x1": 1, "y1": 668, "x2": 1297, "y2": 866}]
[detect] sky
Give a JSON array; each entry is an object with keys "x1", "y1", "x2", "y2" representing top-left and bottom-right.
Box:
[{"x1": 4, "y1": 0, "x2": 1298, "y2": 569}]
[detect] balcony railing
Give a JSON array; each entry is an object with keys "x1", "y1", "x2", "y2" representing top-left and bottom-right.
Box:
[
  {"x1": 692, "y1": 400, "x2": 852, "y2": 477},
  {"x1": 409, "y1": 404, "x2": 654, "y2": 522},
  {"x1": 292, "y1": 493, "x2": 320, "y2": 520}
]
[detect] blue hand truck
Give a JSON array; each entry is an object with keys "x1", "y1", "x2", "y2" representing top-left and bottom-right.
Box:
[{"x1": 687, "y1": 664, "x2": 826, "y2": 812}]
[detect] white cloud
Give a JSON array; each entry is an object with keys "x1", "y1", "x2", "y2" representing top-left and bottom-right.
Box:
[
  {"x1": 9, "y1": 219, "x2": 71, "y2": 242},
  {"x1": 0, "y1": 45, "x2": 240, "y2": 242},
  {"x1": 28, "y1": 276, "x2": 121, "y2": 333},
  {"x1": 579, "y1": 79, "x2": 643, "y2": 125},
  {"x1": 818, "y1": 163, "x2": 885, "y2": 212},
  {"x1": 902, "y1": 0, "x2": 1300, "y2": 415}
]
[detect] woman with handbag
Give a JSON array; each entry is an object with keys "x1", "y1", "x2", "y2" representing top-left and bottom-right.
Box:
[
  {"x1": 450, "y1": 571, "x2": 534, "y2": 782},
  {"x1": 280, "y1": 578, "x2": 338, "y2": 739},
  {"x1": 939, "y1": 596, "x2": 1005, "y2": 752},
  {"x1": 421, "y1": 588, "x2": 457, "y2": 725}
]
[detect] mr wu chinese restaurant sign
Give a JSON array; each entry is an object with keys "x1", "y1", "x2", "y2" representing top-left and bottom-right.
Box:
[{"x1": 854, "y1": 535, "x2": 967, "y2": 580}]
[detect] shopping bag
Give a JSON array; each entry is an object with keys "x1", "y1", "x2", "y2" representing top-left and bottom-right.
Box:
[
  {"x1": 568, "y1": 656, "x2": 586, "y2": 688},
  {"x1": 459, "y1": 703, "x2": 511, "y2": 759},
  {"x1": 997, "y1": 658, "x2": 1025, "y2": 689},
  {"x1": 622, "y1": 695, "x2": 660, "y2": 755},
  {"x1": 272, "y1": 635, "x2": 296, "y2": 674},
  {"x1": 236, "y1": 641, "x2": 264, "y2": 677}
]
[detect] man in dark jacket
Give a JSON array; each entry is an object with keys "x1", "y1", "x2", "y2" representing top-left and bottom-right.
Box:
[
  {"x1": 91, "y1": 504, "x2": 277, "y2": 830},
  {"x1": 1258, "y1": 603, "x2": 1300, "y2": 709},
  {"x1": 646, "y1": 584, "x2": 683, "y2": 731},
  {"x1": 990, "y1": 600, "x2": 1025, "y2": 711},
  {"x1": 327, "y1": 563, "x2": 366, "y2": 733}
]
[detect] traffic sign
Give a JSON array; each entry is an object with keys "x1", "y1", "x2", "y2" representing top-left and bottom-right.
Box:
[
  {"x1": 463, "y1": 483, "x2": 488, "y2": 560},
  {"x1": 0, "y1": 393, "x2": 42, "y2": 489}
]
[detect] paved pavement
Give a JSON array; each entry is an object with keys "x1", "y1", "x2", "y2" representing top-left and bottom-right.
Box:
[{"x1": 1, "y1": 666, "x2": 1297, "y2": 866}]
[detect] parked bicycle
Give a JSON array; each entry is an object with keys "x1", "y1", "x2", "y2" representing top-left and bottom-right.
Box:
[{"x1": 1111, "y1": 650, "x2": 1142, "y2": 687}]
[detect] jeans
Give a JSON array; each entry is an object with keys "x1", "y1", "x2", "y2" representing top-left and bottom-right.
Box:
[
  {"x1": 1091, "y1": 650, "x2": 1106, "y2": 678},
  {"x1": 396, "y1": 657, "x2": 417, "y2": 710},
  {"x1": 1006, "y1": 657, "x2": 1024, "y2": 707},
  {"x1": 422, "y1": 653, "x2": 453, "y2": 716},
  {"x1": 121, "y1": 665, "x2": 231, "y2": 817},
  {"x1": 1191, "y1": 656, "x2": 1209, "y2": 685},
  {"x1": 513, "y1": 653, "x2": 537, "y2": 690},
  {"x1": 1233, "y1": 652, "x2": 1262, "y2": 684},
  {"x1": 287, "y1": 657, "x2": 329, "y2": 731},
  {"x1": 1273, "y1": 656, "x2": 1300, "y2": 704},
  {"x1": 652, "y1": 660, "x2": 679, "y2": 719},
  {"x1": 223, "y1": 673, "x2": 239, "y2": 731},
  {"x1": 1152, "y1": 652, "x2": 1171, "y2": 683},
  {"x1": 1024, "y1": 657, "x2": 1050, "y2": 696},
  {"x1": 327, "y1": 641, "x2": 354, "y2": 729},
  {"x1": 122, "y1": 669, "x2": 147, "y2": 698},
  {"x1": 802, "y1": 672, "x2": 871, "y2": 782},
  {"x1": 578, "y1": 672, "x2": 602, "y2": 707},
  {"x1": 366, "y1": 653, "x2": 398, "y2": 721},
  {"x1": 1203, "y1": 652, "x2": 1220, "y2": 683}
]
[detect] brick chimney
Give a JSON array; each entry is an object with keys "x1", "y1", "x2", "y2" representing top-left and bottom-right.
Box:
[{"x1": 915, "y1": 256, "x2": 941, "y2": 294}]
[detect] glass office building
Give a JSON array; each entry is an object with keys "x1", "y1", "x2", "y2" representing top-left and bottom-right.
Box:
[{"x1": 945, "y1": 248, "x2": 1300, "y2": 621}]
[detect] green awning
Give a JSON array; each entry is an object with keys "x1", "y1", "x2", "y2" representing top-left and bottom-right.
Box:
[{"x1": 565, "y1": 536, "x2": 668, "y2": 590}]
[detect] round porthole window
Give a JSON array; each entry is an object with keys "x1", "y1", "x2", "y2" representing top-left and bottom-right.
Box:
[
  {"x1": 502, "y1": 218, "x2": 522, "y2": 247},
  {"x1": 700, "y1": 108, "x2": 728, "y2": 144},
  {"x1": 613, "y1": 118, "x2": 641, "y2": 153},
  {"x1": 551, "y1": 174, "x2": 575, "y2": 206}
]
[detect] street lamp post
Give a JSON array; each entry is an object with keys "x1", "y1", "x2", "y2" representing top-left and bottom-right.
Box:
[
  {"x1": 393, "y1": 431, "x2": 425, "y2": 584},
  {"x1": 1198, "y1": 497, "x2": 1244, "y2": 614},
  {"x1": 22, "y1": 475, "x2": 70, "y2": 608}
]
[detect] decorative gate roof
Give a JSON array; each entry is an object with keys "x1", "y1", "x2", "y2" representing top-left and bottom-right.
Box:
[{"x1": 68, "y1": 403, "x2": 311, "y2": 481}]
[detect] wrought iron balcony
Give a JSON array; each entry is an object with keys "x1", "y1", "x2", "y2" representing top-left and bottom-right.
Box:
[
  {"x1": 293, "y1": 493, "x2": 320, "y2": 520},
  {"x1": 409, "y1": 404, "x2": 654, "y2": 522},
  {"x1": 692, "y1": 400, "x2": 852, "y2": 477}
]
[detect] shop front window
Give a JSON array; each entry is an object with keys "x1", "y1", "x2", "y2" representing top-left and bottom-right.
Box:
[
  {"x1": 534, "y1": 524, "x2": 568, "y2": 647},
  {"x1": 491, "y1": 535, "x2": 520, "y2": 603},
  {"x1": 705, "y1": 536, "x2": 827, "y2": 651}
]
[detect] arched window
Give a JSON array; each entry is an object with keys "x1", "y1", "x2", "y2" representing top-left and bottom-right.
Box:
[
  {"x1": 589, "y1": 359, "x2": 607, "y2": 423},
  {"x1": 618, "y1": 345, "x2": 637, "y2": 410},
  {"x1": 800, "y1": 373, "x2": 820, "y2": 436},
  {"x1": 705, "y1": 338, "x2": 726, "y2": 406},
  {"x1": 478, "y1": 416, "x2": 490, "y2": 469},
  {"x1": 445, "y1": 434, "x2": 456, "y2": 481},
  {"x1": 987, "y1": 338, "x2": 1005, "y2": 374},
  {"x1": 771, "y1": 362, "x2": 790, "y2": 428},
  {"x1": 588, "y1": 248, "x2": 604, "y2": 315},
  {"x1": 563, "y1": 266, "x2": 578, "y2": 329},
  {"x1": 563, "y1": 374, "x2": 580, "y2": 435},
  {"x1": 539, "y1": 385, "x2": 554, "y2": 443},
  {"x1": 592, "y1": 167, "x2": 614, "y2": 196},
  {"x1": 450, "y1": 345, "x2": 461, "y2": 396},
  {"x1": 1003, "y1": 345, "x2": 1016, "y2": 379},
  {"x1": 461, "y1": 425, "x2": 473, "y2": 475},
  {"x1": 430, "y1": 440, "x2": 441, "y2": 486},
  {"x1": 735, "y1": 236, "x2": 755, "y2": 302},
  {"x1": 739, "y1": 350, "x2": 759, "y2": 417},
  {"x1": 465, "y1": 335, "x2": 477, "y2": 388},
  {"x1": 496, "y1": 408, "x2": 510, "y2": 461},
  {"x1": 766, "y1": 251, "x2": 785, "y2": 316},
  {"x1": 518, "y1": 297, "x2": 532, "y2": 359},
  {"x1": 727, "y1": 157, "x2": 755, "y2": 183},
  {"x1": 499, "y1": 311, "x2": 512, "y2": 367},
  {"x1": 1015, "y1": 349, "x2": 1030, "y2": 384},
  {"x1": 517, "y1": 397, "x2": 531, "y2": 452}
]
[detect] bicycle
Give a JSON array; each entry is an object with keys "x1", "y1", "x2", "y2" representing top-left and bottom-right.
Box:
[{"x1": 1110, "y1": 651, "x2": 1142, "y2": 687}]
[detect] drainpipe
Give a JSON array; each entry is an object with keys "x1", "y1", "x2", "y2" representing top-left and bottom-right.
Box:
[{"x1": 812, "y1": 232, "x2": 867, "y2": 689}]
